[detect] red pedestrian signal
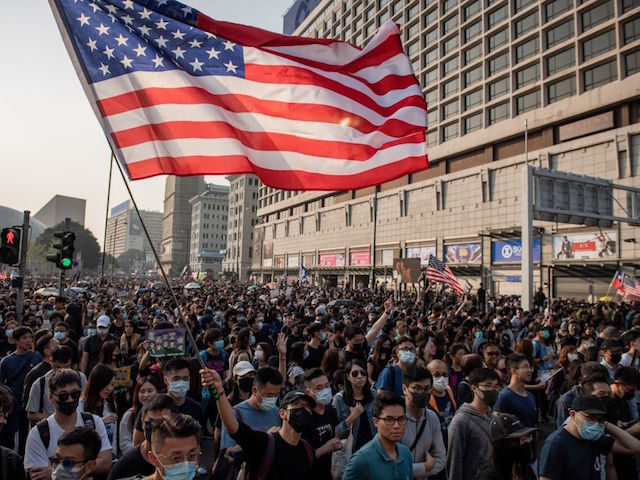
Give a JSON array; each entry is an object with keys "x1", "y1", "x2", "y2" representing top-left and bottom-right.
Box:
[
  {"x1": 5, "y1": 230, "x2": 15, "y2": 245},
  {"x1": 0, "y1": 228, "x2": 21, "y2": 266}
]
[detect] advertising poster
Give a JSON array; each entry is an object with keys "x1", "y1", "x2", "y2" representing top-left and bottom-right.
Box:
[
  {"x1": 405, "y1": 246, "x2": 437, "y2": 265},
  {"x1": 381, "y1": 250, "x2": 394, "y2": 266},
  {"x1": 492, "y1": 239, "x2": 541, "y2": 263},
  {"x1": 444, "y1": 243, "x2": 482, "y2": 264},
  {"x1": 287, "y1": 256, "x2": 299, "y2": 268},
  {"x1": 553, "y1": 232, "x2": 617, "y2": 259},
  {"x1": 319, "y1": 253, "x2": 346, "y2": 266},
  {"x1": 350, "y1": 251, "x2": 370, "y2": 265},
  {"x1": 393, "y1": 257, "x2": 421, "y2": 283},
  {"x1": 275, "y1": 256, "x2": 284, "y2": 268},
  {"x1": 146, "y1": 328, "x2": 186, "y2": 357}
]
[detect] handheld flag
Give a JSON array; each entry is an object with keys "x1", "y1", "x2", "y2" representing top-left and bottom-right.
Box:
[
  {"x1": 622, "y1": 274, "x2": 640, "y2": 302},
  {"x1": 426, "y1": 255, "x2": 464, "y2": 296},
  {"x1": 300, "y1": 264, "x2": 308, "y2": 284},
  {"x1": 612, "y1": 270, "x2": 623, "y2": 291},
  {"x1": 49, "y1": 0, "x2": 428, "y2": 191}
]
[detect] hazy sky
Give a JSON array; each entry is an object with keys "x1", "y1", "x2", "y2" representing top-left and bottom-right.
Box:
[{"x1": 0, "y1": 0, "x2": 295, "y2": 246}]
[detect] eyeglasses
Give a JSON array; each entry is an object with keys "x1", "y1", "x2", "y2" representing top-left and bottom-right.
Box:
[
  {"x1": 54, "y1": 390, "x2": 82, "y2": 402},
  {"x1": 51, "y1": 458, "x2": 85, "y2": 470},
  {"x1": 350, "y1": 370, "x2": 366, "y2": 378},
  {"x1": 409, "y1": 387, "x2": 432, "y2": 395},
  {"x1": 485, "y1": 351, "x2": 500, "y2": 356},
  {"x1": 155, "y1": 449, "x2": 202, "y2": 464},
  {"x1": 477, "y1": 384, "x2": 501, "y2": 391},
  {"x1": 376, "y1": 415, "x2": 407, "y2": 426}
]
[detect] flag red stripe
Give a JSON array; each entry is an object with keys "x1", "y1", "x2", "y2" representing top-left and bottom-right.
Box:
[
  {"x1": 111, "y1": 121, "x2": 426, "y2": 159},
  {"x1": 125, "y1": 154, "x2": 428, "y2": 189},
  {"x1": 97, "y1": 87, "x2": 423, "y2": 133}
]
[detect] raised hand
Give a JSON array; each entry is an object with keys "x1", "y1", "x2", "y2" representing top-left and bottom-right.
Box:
[{"x1": 277, "y1": 332, "x2": 288, "y2": 356}]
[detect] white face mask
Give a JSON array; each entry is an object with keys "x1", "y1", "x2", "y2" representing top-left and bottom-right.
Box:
[
  {"x1": 432, "y1": 376, "x2": 449, "y2": 392},
  {"x1": 254, "y1": 350, "x2": 264, "y2": 361},
  {"x1": 567, "y1": 353, "x2": 579, "y2": 362}
]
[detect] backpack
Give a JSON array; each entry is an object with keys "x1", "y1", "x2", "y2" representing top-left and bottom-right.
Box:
[
  {"x1": 253, "y1": 433, "x2": 313, "y2": 480},
  {"x1": 0, "y1": 446, "x2": 21, "y2": 480},
  {"x1": 36, "y1": 412, "x2": 96, "y2": 450}
]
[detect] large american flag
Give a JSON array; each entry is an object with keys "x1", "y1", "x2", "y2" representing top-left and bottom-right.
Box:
[
  {"x1": 49, "y1": 0, "x2": 428, "y2": 190},
  {"x1": 426, "y1": 255, "x2": 464, "y2": 296},
  {"x1": 621, "y1": 274, "x2": 640, "y2": 302}
]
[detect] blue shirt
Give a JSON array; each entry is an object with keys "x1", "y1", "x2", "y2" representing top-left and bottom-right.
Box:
[
  {"x1": 220, "y1": 400, "x2": 281, "y2": 449},
  {"x1": 494, "y1": 387, "x2": 537, "y2": 427},
  {"x1": 375, "y1": 365, "x2": 403, "y2": 395},
  {"x1": 0, "y1": 351, "x2": 42, "y2": 411},
  {"x1": 343, "y1": 435, "x2": 413, "y2": 480}
]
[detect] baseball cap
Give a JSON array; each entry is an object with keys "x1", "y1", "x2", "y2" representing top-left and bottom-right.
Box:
[
  {"x1": 489, "y1": 413, "x2": 539, "y2": 442},
  {"x1": 233, "y1": 361, "x2": 256, "y2": 377},
  {"x1": 97, "y1": 315, "x2": 111, "y2": 328},
  {"x1": 280, "y1": 389, "x2": 316, "y2": 409},
  {"x1": 571, "y1": 394, "x2": 607, "y2": 416},
  {"x1": 602, "y1": 338, "x2": 624, "y2": 353}
]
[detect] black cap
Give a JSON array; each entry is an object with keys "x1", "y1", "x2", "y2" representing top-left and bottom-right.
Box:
[
  {"x1": 489, "y1": 413, "x2": 539, "y2": 442},
  {"x1": 602, "y1": 339, "x2": 624, "y2": 352},
  {"x1": 570, "y1": 394, "x2": 607, "y2": 416},
  {"x1": 280, "y1": 389, "x2": 316, "y2": 409}
]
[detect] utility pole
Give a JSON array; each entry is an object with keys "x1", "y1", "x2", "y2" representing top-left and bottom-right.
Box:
[{"x1": 15, "y1": 210, "x2": 30, "y2": 323}]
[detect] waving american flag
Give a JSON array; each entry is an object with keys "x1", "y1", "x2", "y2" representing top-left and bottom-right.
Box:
[
  {"x1": 48, "y1": 0, "x2": 428, "y2": 190},
  {"x1": 427, "y1": 255, "x2": 464, "y2": 296}
]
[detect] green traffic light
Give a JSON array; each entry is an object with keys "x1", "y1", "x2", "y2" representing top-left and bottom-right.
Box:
[{"x1": 61, "y1": 258, "x2": 72, "y2": 268}]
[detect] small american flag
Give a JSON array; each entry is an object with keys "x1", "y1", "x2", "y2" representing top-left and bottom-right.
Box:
[
  {"x1": 622, "y1": 274, "x2": 640, "y2": 302},
  {"x1": 426, "y1": 255, "x2": 464, "y2": 296},
  {"x1": 49, "y1": 0, "x2": 428, "y2": 191}
]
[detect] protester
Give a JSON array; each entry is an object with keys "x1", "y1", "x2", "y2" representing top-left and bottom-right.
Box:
[
  {"x1": 375, "y1": 336, "x2": 417, "y2": 395},
  {"x1": 146, "y1": 413, "x2": 202, "y2": 480},
  {"x1": 53, "y1": 427, "x2": 102, "y2": 480},
  {"x1": 494, "y1": 353, "x2": 537, "y2": 428},
  {"x1": 0, "y1": 385, "x2": 26, "y2": 480},
  {"x1": 427, "y1": 359, "x2": 457, "y2": 449},
  {"x1": 119, "y1": 376, "x2": 162, "y2": 453}
]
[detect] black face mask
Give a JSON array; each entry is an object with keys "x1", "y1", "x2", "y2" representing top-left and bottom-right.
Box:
[
  {"x1": 516, "y1": 442, "x2": 535, "y2": 464},
  {"x1": 238, "y1": 377, "x2": 254, "y2": 393},
  {"x1": 351, "y1": 342, "x2": 364, "y2": 352},
  {"x1": 479, "y1": 390, "x2": 498, "y2": 407},
  {"x1": 144, "y1": 421, "x2": 153, "y2": 443},
  {"x1": 287, "y1": 408, "x2": 312, "y2": 433},
  {"x1": 56, "y1": 399, "x2": 79, "y2": 417},
  {"x1": 411, "y1": 392, "x2": 429, "y2": 409},
  {"x1": 610, "y1": 353, "x2": 622, "y2": 364}
]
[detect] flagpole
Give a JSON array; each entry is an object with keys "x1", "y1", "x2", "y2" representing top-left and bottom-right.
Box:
[
  {"x1": 111, "y1": 152, "x2": 219, "y2": 399},
  {"x1": 101, "y1": 152, "x2": 114, "y2": 280},
  {"x1": 370, "y1": 187, "x2": 378, "y2": 290}
]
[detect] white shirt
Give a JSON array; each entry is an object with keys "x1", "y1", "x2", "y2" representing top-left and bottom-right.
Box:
[
  {"x1": 24, "y1": 412, "x2": 111, "y2": 469},
  {"x1": 26, "y1": 371, "x2": 87, "y2": 418},
  {"x1": 620, "y1": 352, "x2": 640, "y2": 369}
]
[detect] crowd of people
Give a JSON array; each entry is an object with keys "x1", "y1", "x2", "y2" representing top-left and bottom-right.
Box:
[{"x1": 0, "y1": 276, "x2": 640, "y2": 479}]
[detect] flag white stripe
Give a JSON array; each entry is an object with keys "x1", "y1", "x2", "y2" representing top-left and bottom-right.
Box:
[{"x1": 352, "y1": 53, "x2": 416, "y2": 83}]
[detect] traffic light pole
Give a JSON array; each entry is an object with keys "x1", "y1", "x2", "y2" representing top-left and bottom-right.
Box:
[
  {"x1": 15, "y1": 210, "x2": 30, "y2": 323},
  {"x1": 58, "y1": 217, "x2": 70, "y2": 298}
]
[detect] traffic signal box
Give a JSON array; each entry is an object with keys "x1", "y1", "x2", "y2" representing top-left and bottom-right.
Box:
[{"x1": 0, "y1": 228, "x2": 21, "y2": 266}]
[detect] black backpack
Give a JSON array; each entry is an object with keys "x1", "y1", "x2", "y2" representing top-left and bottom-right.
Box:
[{"x1": 36, "y1": 412, "x2": 96, "y2": 450}]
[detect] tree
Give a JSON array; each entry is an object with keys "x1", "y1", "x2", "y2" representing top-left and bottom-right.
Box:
[
  {"x1": 35, "y1": 220, "x2": 101, "y2": 270},
  {"x1": 117, "y1": 249, "x2": 145, "y2": 273}
]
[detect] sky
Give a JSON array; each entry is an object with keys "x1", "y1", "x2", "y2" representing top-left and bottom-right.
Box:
[{"x1": 0, "y1": 0, "x2": 295, "y2": 247}]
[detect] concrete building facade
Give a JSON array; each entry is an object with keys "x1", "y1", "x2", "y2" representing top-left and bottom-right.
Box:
[
  {"x1": 251, "y1": 0, "x2": 640, "y2": 299},
  {"x1": 222, "y1": 175, "x2": 260, "y2": 280},
  {"x1": 160, "y1": 176, "x2": 206, "y2": 274},
  {"x1": 188, "y1": 184, "x2": 230, "y2": 277},
  {"x1": 34, "y1": 195, "x2": 86, "y2": 228}
]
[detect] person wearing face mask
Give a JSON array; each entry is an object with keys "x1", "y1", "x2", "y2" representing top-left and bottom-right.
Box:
[
  {"x1": 202, "y1": 367, "x2": 317, "y2": 480},
  {"x1": 400, "y1": 366, "x2": 446, "y2": 480},
  {"x1": 229, "y1": 361, "x2": 257, "y2": 405},
  {"x1": 0, "y1": 385, "x2": 26, "y2": 479},
  {"x1": 200, "y1": 329, "x2": 228, "y2": 380},
  {"x1": 161, "y1": 358, "x2": 204, "y2": 425},
  {"x1": 146, "y1": 413, "x2": 202, "y2": 480},
  {"x1": 426, "y1": 359, "x2": 457, "y2": 454},
  {"x1": 80, "y1": 316, "x2": 115, "y2": 376},
  {"x1": 302, "y1": 368, "x2": 343, "y2": 480},
  {"x1": 539, "y1": 394, "x2": 640, "y2": 480},
  {"x1": 303, "y1": 323, "x2": 327, "y2": 370},
  {"x1": 607, "y1": 367, "x2": 640, "y2": 479},
  {"x1": 24, "y1": 369, "x2": 112, "y2": 480},
  {"x1": 376, "y1": 337, "x2": 416, "y2": 395},
  {"x1": 620, "y1": 330, "x2": 640, "y2": 369},
  {"x1": 477, "y1": 414, "x2": 539, "y2": 480},
  {"x1": 532, "y1": 326, "x2": 554, "y2": 371},
  {"x1": 447, "y1": 368, "x2": 500, "y2": 480},
  {"x1": 108, "y1": 394, "x2": 175, "y2": 480},
  {"x1": 253, "y1": 342, "x2": 272, "y2": 369},
  {"x1": 494, "y1": 354, "x2": 537, "y2": 430},
  {"x1": 600, "y1": 339, "x2": 625, "y2": 380},
  {"x1": 52, "y1": 427, "x2": 101, "y2": 480},
  {"x1": 53, "y1": 323, "x2": 79, "y2": 369}
]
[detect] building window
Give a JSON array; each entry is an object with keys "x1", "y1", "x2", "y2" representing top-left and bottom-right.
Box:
[
  {"x1": 516, "y1": 63, "x2": 540, "y2": 89},
  {"x1": 443, "y1": 77, "x2": 459, "y2": 98},
  {"x1": 464, "y1": 43, "x2": 483, "y2": 64},
  {"x1": 488, "y1": 76, "x2": 510, "y2": 99},
  {"x1": 623, "y1": 0, "x2": 640, "y2": 13},
  {"x1": 424, "y1": 27, "x2": 438, "y2": 48},
  {"x1": 488, "y1": 28, "x2": 509, "y2": 52},
  {"x1": 443, "y1": 56, "x2": 459, "y2": 77},
  {"x1": 424, "y1": 8, "x2": 438, "y2": 26},
  {"x1": 424, "y1": 48, "x2": 438, "y2": 66},
  {"x1": 545, "y1": 0, "x2": 573, "y2": 22},
  {"x1": 626, "y1": 50, "x2": 640, "y2": 76},
  {"x1": 442, "y1": 122, "x2": 459, "y2": 141},
  {"x1": 624, "y1": 17, "x2": 640, "y2": 45},
  {"x1": 489, "y1": 102, "x2": 510, "y2": 124},
  {"x1": 515, "y1": 0, "x2": 536, "y2": 12},
  {"x1": 546, "y1": 19, "x2": 574, "y2": 49},
  {"x1": 488, "y1": 4, "x2": 509, "y2": 29},
  {"x1": 443, "y1": 35, "x2": 459, "y2": 54},
  {"x1": 443, "y1": 0, "x2": 458, "y2": 13},
  {"x1": 582, "y1": 29, "x2": 616, "y2": 61},
  {"x1": 464, "y1": 112, "x2": 483, "y2": 133},
  {"x1": 464, "y1": 22, "x2": 482, "y2": 43},
  {"x1": 547, "y1": 75, "x2": 576, "y2": 103},
  {"x1": 443, "y1": 15, "x2": 459, "y2": 35},
  {"x1": 464, "y1": 89, "x2": 483, "y2": 109},
  {"x1": 426, "y1": 88, "x2": 438, "y2": 104},
  {"x1": 516, "y1": 89, "x2": 541, "y2": 114},
  {"x1": 427, "y1": 109, "x2": 438, "y2": 125},
  {"x1": 464, "y1": 65, "x2": 483, "y2": 87},
  {"x1": 424, "y1": 68, "x2": 438, "y2": 85},
  {"x1": 583, "y1": 59, "x2": 617, "y2": 90},
  {"x1": 407, "y1": 21, "x2": 420, "y2": 39},
  {"x1": 547, "y1": 47, "x2": 575, "y2": 75},
  {"x1": 392, "y1": 0, "x2": 403, "y2": 15},
  {"x1": 408, "y1": 40, "x2": 420, "y2": 57},
  {"x1": 426, "y1": 130, "x2": 438, "y2": 146},
  {"x1": 488, "y1": 52, "x2": 509, "y2": 75},
  {"x1": 408, "y1": 3, "x2": 420, "y2": 19},
  {"x1": 464, "y1": 0, "x2": 482, "y2": 20},
  {"x1": 516, "y1": 37, "x2": 540, "y2": 63},
  {"x1": 515, "y1": 12, "x2": 538, "y2": 37},
  {"x1": 581, "y1": 0, "x2": 614, "y2": 32},
  {"x1": 442, "y1": 100, "x2": 459, "y2": 120}
]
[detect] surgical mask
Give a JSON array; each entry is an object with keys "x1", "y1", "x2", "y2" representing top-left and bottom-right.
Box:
[
  {"x1": 250, "y1": 336, "x2": 256, "y2": 346},
  {"x1": 433, "y1": 376, "x2": 449, "y2": 392},
  {"x1": 87, "y1": 328, "x2": 97, "y2": 336},
  {"x1": 475, "y1": 331, "x2": 483, "y2": 339},
  {"x1": 54, "y1": 331, "x2": 66, "y2": 341},
  {"x1": 610, "y1": 353, "x2": 622, "y2": 364},
  {"x1": 287, "y1": 408, "x2": 312, "y2": 433},
  {"x1": 254, "y1": 350, "x2": 264, "y2": 361},
  {"x1": 153, "y1": 455, "x2": 197, "y2": 480},
  {"x1": 214, "y1": 340, "x2": 224, "y2": 350},
  {"x1": 52, "y1": 462, "x2": 83, "y2": 480},
  {"x1": 169, "y1": 380, "x2": 190, "y2": 398},
  {"x1": 5, "y1": 329, "x2": 13, "y2": 338},
  {"x1": 542, "y1": 330, "x2": 550, "y2": 339},
  {"x1": 238, "y1": 377, "x2": 254, "y2": 392},
  {"x1": 122, "y1": 312, "x2": 128, "y2": 319},
  {"x1": 399, "y1": 350, "x2": 415, "y2": 365},
  {"x1": 411, "y1": 392, "x2": 429, "y2": 409},
  {"x1": 144, "y1": 421, "x2": 153, "y2": 443},
  {"x1": 259, "y1": 396, "x2": 278, "y2": 411},
  {"x1": 516, "y1": 442, "x2": 535, "y2": 464},
  {"x1": 321, "y1": 332, "x2": 328, "y2": 342},
  {"x1": 257, "y1": 321, "x2": 264, "y2": 330},
  {"x1": 479, "y1": 389, "x2": 498, "y2": 407},
  {"x1": 315, "y1": 387, "x2": 332, "y2": 406},
  {"x1": 578, "y1": 418, "x2": 605, "y2": 441},
  {"x1": 55, "y1": 399, "x2": 79, "y2": 417},
  {"x1": 567, "y1": 353, "x2": 579, "y2": 362}
]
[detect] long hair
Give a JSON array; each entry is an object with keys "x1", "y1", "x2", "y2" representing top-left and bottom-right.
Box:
[
  {"x1": 343, "y1": 360, "x2": 373, "y2": 407},
  {"x1": 491, "y1": 438, "x2": 536, "y2": 480},
  {"x1": 321, "y1": 348, "x2": 341, "y2": 381},
  {"x1": 370, "y1": 334, "x2": 393, "y2": 367},
  {"x1": 82, "y1": 364, "x2": 116, "y2": 416},
  {"x1": 129, "y1": 375, "x2": 162, "y2": 430},
  {"x1": 98, "y1": 340, "x2": 119, "y2": 366}
]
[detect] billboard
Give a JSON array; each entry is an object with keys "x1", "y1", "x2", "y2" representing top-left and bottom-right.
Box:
[
  {"x1": 350, "y1": 251, "x2": 370, "y2": 266},
  {"x1": 319, "y1": 253, "x2": 346, "y2": 267},
  {"x1": 406, "y1": 246, "x2": 437, "y2": 265},
  {"x1": 283, "y1": 0, "x2": 322, "y2": 35},
  {"x1": 381, "y1": 250, "x2": 394, "y2": 266},
  {"x1": 444, "y1": 243, "x2": 482, "y2": 264},
  {"x1": 287, "y1": 256, "x2": 299, "y2": 268},
  {"x1": 553, "y1": 232, "x2": 617, "y2": 259},
  {"x1": 393, "y1": 257, "x2": 421, "y2": 283},
  {"x1": 110, "y1": 200, "x2": 129, "y2": 218},
  {"x1": 492, "y1": 239, "x2": 541, "y2": 263},
  {"x1": 263, "y1": 242, "x2": 273, "y2": 267},
  {"x1": 275, "y1": 256, "x2": 284, "y2": 268},
  {"x1": 129, "y1": 213, "x2": 142, "y2": 236}
]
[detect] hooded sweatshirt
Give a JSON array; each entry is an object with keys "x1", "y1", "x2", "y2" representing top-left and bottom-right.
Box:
[{"x1": 446, "y1": 403, "x2": 492, "y2": 480}]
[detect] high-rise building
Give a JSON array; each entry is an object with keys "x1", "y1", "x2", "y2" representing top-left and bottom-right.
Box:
[
  {"x1": 160, "y1": 176, "x2": 206, "y2": 274},
  {"x1": 251, "y1": 0, "x2": 640, "y2": 299},
  {"x1": 189, "y1": 184, "x2": 230, "y2": 277},
  {"x1": 34, "y1": 195, "x2": 86, "y2": 228},
  {"x1": 222, "y1": 175, "x2": 260, "y2": 280}
]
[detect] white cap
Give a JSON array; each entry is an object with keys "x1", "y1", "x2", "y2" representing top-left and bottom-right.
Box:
[
  {"x1": 233, "y1": 361, "x2": 256, "y2": 377},
  {"x1": 97, "y1": 315, "x2": 111, "y2": 328}
]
